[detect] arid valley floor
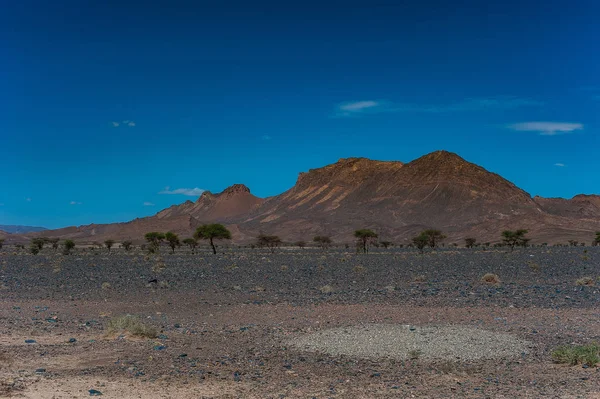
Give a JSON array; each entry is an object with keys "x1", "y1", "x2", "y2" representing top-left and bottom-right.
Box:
[{"x1": 1, "y1": 246, "x2": 599, "y2": 398}]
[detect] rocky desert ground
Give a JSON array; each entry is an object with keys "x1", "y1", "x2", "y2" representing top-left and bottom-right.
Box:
[{"x1": 1, "y1": 245, "x2": 599, "y2": 398}]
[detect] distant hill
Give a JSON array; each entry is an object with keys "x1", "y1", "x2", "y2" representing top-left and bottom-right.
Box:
[
  {"x1": 24, "y1": 150, "x2": 600, "y2": 245},
  {"x1": 0, "y1": 225, "x2": 48, "y2": 234}
]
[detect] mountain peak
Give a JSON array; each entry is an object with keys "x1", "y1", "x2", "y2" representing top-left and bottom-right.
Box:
[{"x1": 221, "y1": 184, "x2": 251, "y2": 196}]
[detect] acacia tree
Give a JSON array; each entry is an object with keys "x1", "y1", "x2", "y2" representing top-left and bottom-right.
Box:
[
  {"x1": 256, "y1": 234, "x2": 282, "y2": 253},
  {"x1": 182, "y1": 238, "x2": 198, "y2": 253},
  {"x1": 422, "y1": 229, "x2": 446, "y2": 248},
  {"x1": 313, "y1": 236, "x2": 332, "y2": 250},
  {"x1": 412, "y1": 233, "x2": 429, "y2": 254},
  {"x1": 501, "y1": 229, "x2": 529, "y2": 251},
  {"x1": 195, "y1": 224, "x2": 232, "y2": 254},
  {"x1": 165, "y1": 232, "x2": 181, "y2": 254},
  {"x1": 104, "y1": 239, "x2": 115, "y2": 253},
  {"x1": 0, "y1": 239, "x2": 4, "y2": 249},
  {"x1": 465, "y1": 237, "x2": 477, "y2": 248},
  {"x1": 31, "y1": 237, "x2": 48, "y2": 251},
  {"x1": 354, "y1": 229, "x2": 378, "y2": 253},
  {"x1": 121, "y1": 240, "x2": 133, "y2": 251},
  {"x1": 145, "y1": 232, "x2": 165, "y2": 253}
]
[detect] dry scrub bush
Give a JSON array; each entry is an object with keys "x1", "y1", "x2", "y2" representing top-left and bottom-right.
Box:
[
  {"x1": 106, "y1": 315, "x2": 157, "y2": 338},
  {"x1": 576, "y1": 277, "x2": 595, "y2": 286},
  {"x1": 481, "y1": 273, "x2": 501, "y2": 285}
]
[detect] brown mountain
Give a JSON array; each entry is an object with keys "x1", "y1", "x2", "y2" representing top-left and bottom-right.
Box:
[
  {"x1": 534, "y1": 194, "x2": 600, "y2": 219},
  {"x1": 24, "y1": 150, "x2": 600, "y2": 245},
  {"x1": 156, "y1": 184, "x2": 263, "y2": 222}
]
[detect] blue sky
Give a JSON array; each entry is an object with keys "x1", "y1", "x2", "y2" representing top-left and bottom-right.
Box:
[{"x1": 1, "y1": 0, "x2": 598, "y2": 229}]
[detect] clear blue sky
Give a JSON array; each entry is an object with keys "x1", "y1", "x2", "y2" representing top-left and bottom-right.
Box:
[{"x1": 1, "y1": 0, "x2": 598, "y2": 229}]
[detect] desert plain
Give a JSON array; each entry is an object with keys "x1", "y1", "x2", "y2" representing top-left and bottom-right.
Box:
[{"x1": 0, "y1": 245, "x2": 599, "y2": 398}]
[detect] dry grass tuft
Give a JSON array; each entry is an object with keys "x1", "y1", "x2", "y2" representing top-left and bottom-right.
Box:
[
  {"x1": 106, "y1": 315, "x2": 157, "y2": 338},
  {"x1": 576, "y1": 277, "x2": 595, "y2": 286},
  {"x1": 481, "y1": 273, "x2": 501, "y2": 285},
  {"x1": 319, "y1": 285, "x2": 335, "y2": 294},
  {"x1": 101, "y1": 282, "x2": 111, "y2": 290}
]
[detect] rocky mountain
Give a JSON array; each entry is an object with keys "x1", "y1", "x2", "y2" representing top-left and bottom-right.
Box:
[
  {"x1": 20, "y1": 150, "x2": 600, "y2": 245},
  {"x1": 156, "y1": 184, "x2": 263, "y2": 222},
  {"x1": 0, "y1": 225, "x2": 48, "y2": 234}
]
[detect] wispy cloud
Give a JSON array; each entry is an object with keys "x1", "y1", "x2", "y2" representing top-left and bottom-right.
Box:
[
  {"x1": 159, "y1": 187, "x2": 205, "y2": 196},
  {"x1": 69, "y1": 201, "x2": 82, "y2": 205},
  {"x1": 554, "y1": 163, "x2": 566, "y2": 167},
  {"x1": 112, "y1": 120, "x2": 136, "y2": 127},
  {"x1": 335, "y1": 96, "x2": 542, "y2": 117},
  {"x1": 508, "y1": 122, "x2": 583, "y2": 136},
  {"x1": 143, "y1": 201, "x2": 155, "y2": 206}
]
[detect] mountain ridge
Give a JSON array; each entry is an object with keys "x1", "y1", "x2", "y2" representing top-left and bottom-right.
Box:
[{"x1": 12, "y1": 150, "x2": 600, "y2": 245}]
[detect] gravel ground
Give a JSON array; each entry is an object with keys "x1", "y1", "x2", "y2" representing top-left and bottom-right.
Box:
[
  {"x1": 0, "y1": 246, "x2": 599, "y2": 398},
  {"x1": 289, "y1": 324, "x2": 533, "y2": 361}
]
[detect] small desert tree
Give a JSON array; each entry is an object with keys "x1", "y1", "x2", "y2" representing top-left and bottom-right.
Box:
[
  {"x1": 422, "y1": 229, "x2": 446, "y2": 248},
  {"x1": 104, "y1": 239, "x2": 115, "y2": 253},
  {"x1": 295, "y1": 240, "x2": 306, "y2": 249},
  {"x1": 256, "y1": 234, "x2": 282, "y2": 253},
  {"x1": 182, "y1": 238, "x2": 198, "y2": 253},
  {"x1": 380, "y1": 241, "x2": 393, "y2": 249},
  {"x1": 164, "y1": 232, "x2": 181, "y2": 254},
  {"x1": 63, "y1": 239, "x2": 75, "y2": 255},
  {"x1": 121, "y1": 240, "x2": 133, "y2": 251},
  {"x1": 501, "y1": 229, "x2": 529, "y2": 251},
  {"x1": 0, "y1": 239, "x2": 4, "y2": 249},
  {"x1": 412, "y1": 233, "x2": 429, "y2": 254},
  {"x1": 49, "y1": 238, "x2": 60, "y2": 252},
  {"x1": 313, "y1": 236, "x2": 332, "y2": 250},
  {"x1": 195, "y1": 224, "x2": 232, "y2": 254},
  {"x1": 31, "y1": 237, "x2": 47, "y2": 251},
  {"x1": 145, "y1": 232, "x2": 165, "y2": 253},
  {"x1": 465, "y1": 237, "x2": 477, "y2": 248},
  {"x1": 354, "y1": 229, "x2": 378, "y2": 253}
]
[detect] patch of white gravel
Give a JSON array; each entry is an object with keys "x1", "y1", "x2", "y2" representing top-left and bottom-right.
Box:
[{"x1": 288, "y1": 324, "x2": 533, "y2": 361}]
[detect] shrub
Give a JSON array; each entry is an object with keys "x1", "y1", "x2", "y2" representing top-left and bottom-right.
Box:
[
  {"x1": 164, "y1": 232, "x2": 181, "y2": 254},
  {"x1": 104, "y1": 239, "x2": 115, "y2": 252},
  {"x1": 0, "y1": 239, "x2": 4, "y2": 249},
  {"x1": 29, "y1": 244, "x2": 40, "y2": 255},
  {"x1": 106, "y1": 315, "x2": 157, "y2": 338},
  {"x1": 576, "y1": 277, "x2": 595, "y2": 286},
  {"x1": 255, "y1": 234, "x2": 281, "y2": 253},
  {"x1": 501, "y1": 229, "x2": 529, "y2": 250},
  {"x1": 319, "y1": 285, "x2": 335, "y2": 294},
  {"x1": 144, "y1": 232, "x2": 165, "y2": 253},
  {"x1": 465, "y1": 238, "x2": 477, "y2": 248},
  {"x1": 121, "y1": 240, "x2": 133, "y2": 251},
  {"x1": 422, "y1": 229, "x2": 446, "y2": 248},
  {"x1": 481, "y1": 273, "x2": 500, "y2": 285},
  {"x1": 182, "y1": 238, "x2": 198, "y2": 253},
  {"x1": 63, "y1": 240, "x2": 75, "y2": 255},
  {"x1": 294, "y1": 240, "x2": 306, "y2": 249},
  {"x1": 552, "y1": 343, "x2": 599, "y2": 366},
  {"x1": 313, "y1": 236, "x2": 332, "y2": 250},
  {"x1": 412, "y1": 233, "x2": 429, "y2": 254}
]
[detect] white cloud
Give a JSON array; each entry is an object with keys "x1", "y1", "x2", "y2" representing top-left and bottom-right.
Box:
[
  {"x1": 335, "y1": 97, "x2": 542, "y2": 117},
  {"x1": 159, "y1": 187, "x2": 205, "y2": 196},
  {"x1": 143, "y1": 201, "x2": 155, "y2": 206},
  {"x1": 554, "y1": 163, "x2": 566, "y2": 167},
  {"x1": 69, "y1": 201, "x2": 82, "y2": 205},
  {"x1": 508, "y1": 122, "x2": 583, "y2": 136},
  {"x1": 111, "y1": 120, "x2": 135, "y2": 127}
]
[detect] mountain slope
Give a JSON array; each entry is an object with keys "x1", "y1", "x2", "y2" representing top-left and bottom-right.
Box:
[{"x1": 0, "y1": 225, "x2": 48, "y2": 234}]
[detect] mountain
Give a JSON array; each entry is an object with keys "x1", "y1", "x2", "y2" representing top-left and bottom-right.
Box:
[
  {"x1": 0, "y1": 225, "x2": 48, "y2": 234},
  {"x1": 534, "y1": 194, "x2": 600, "y2": 219},
  {"x1": 20, "y1": 150, "x2": 600, "y2": 245},
  {"x1": 156, "y1": 184, "x2": 263, "y2": 222}
]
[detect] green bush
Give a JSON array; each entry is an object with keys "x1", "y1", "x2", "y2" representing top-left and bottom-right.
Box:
[{"x1": 552, "y1": 343, "x2": 599, "y2": 366}]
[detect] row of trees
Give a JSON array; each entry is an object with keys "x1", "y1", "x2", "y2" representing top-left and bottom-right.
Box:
[{"x1": 13, "y1": 229, "x2": 600, "y2": 255}]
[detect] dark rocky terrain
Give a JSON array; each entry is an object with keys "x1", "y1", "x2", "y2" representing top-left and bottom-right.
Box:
[{"x1": 1, "y1": 246, "x2": 599, "y2": 397}]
